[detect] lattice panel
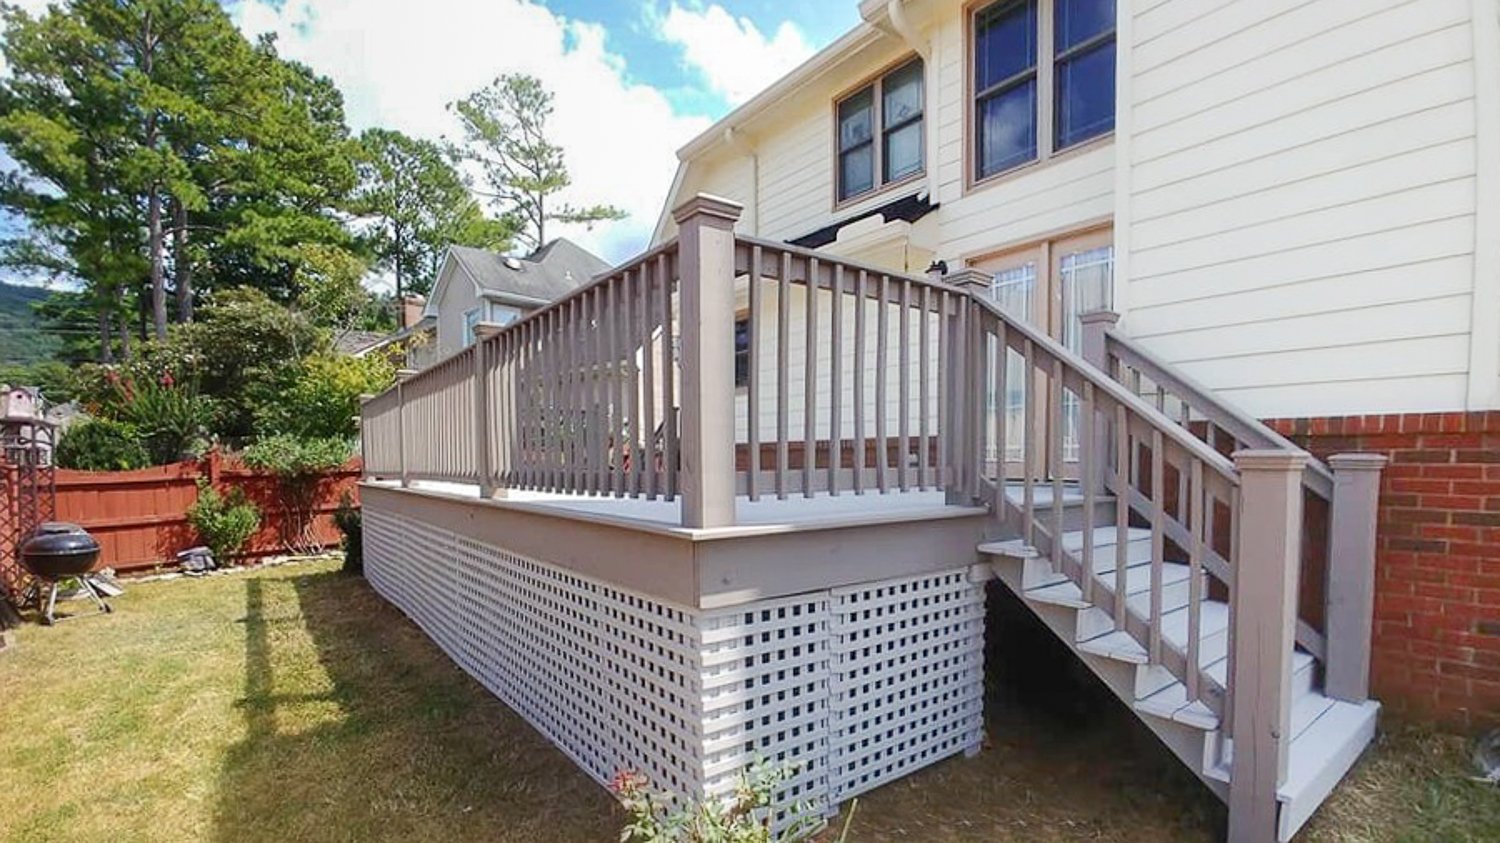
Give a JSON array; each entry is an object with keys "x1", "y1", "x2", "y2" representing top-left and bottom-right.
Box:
[
  {"x1": 364, "y1": 503, "x2": 986, "y2": 825},
  {"x1": 699, "y1": 595, "x2": 831, "y2": 818},
  {"x1": 827, "y1": 569, "x2": 986, "y2": 802}
]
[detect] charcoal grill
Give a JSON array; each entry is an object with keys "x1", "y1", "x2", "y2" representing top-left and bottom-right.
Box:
[{"x1": 19, "y1": 523, "x2": 111, "y2": 625}]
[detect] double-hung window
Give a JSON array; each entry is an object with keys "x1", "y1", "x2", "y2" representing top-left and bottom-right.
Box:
[
  {"x1": 837, "y1": 58, "x2": 925, "y2": 203},
  {"x1": 973, "y1": 0, "x2": 1115, "y2": 183}
]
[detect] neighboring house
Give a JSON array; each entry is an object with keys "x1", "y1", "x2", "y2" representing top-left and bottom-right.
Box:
[
  {"x1": 357, "y1": 3, "x2": 1499, "y2": 842},
  {"x1": 423, "y1": 239, "x2": 611, "y2": 360}
]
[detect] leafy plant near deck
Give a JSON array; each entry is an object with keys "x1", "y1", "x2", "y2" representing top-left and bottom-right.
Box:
[
  {"x1": 242, "y1": 435, "x2": 353, "y2": 554},
  {"x1": 187, "y1": 479, "x2": 261, "y2": 564},
  {"x1": 615, "y1": 760, "x2": 832, "y2": 843}
]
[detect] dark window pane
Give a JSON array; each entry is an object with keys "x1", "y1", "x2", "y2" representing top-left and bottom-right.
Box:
[
  {"x1": 840, "y1": 144, "x2": 875, "y2": 199},
  {"x1": 1055, "y1": 0, "x2": 1115, "y2": 52},
  {"x1": 884, "y1": 121, "x2": 923, "y2": 182},
  {"x1": 838, "y1": 87, "x2": 873, "y2": 152},
  {"x1": 883, "y1": 60, "x2": 923, "y2": 127},
  {"x1": 1056, "y1": 41, "x2": 1115, "y2": 149},
  {"x1": 977, "y1": 79, "x2": 1037, "y2": 178},
  {"x1": 975, "y1": 0, "x2": 1037, "y2": 92},
  {"x1": 734, "y1": 318, "x2": 750, "y2": 388}
]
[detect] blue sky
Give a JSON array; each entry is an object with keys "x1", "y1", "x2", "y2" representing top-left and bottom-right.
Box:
[{"x1": 2, "y1": 0, "x2": 860, "y2": 289}]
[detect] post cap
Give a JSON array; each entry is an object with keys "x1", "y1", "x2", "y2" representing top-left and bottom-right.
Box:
[
  {"x1": 1232, "y1": 449, "x2": 1311, "y2": 472},
  {"x1": 472, "y1": 322, "x2": 507, "y2": 340},
  {"x1": 1329, "y1": 453, "x2": 1389, "y2": 472},
  {"x1": 395, "y1": 368, "x2": 419, "y2": 382},
  {"x1": 672, "y1": 192, "x2": 744, "y2": 226},
  {"x1": 1080, "y1": 310, "x2": 1121, "y2": 327},
  {"x1": 945, "y1": 267, "x2": 991, "y2": 291}
]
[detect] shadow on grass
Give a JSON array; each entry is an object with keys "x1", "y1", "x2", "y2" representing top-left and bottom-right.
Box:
[{"x1": 211, "y1": 569, "x2": 620, "y2": 843}]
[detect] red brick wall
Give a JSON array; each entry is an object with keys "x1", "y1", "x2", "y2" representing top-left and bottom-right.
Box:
[{"x1": 1266, "y1": 412, "x2": 1500, "y2": 729}]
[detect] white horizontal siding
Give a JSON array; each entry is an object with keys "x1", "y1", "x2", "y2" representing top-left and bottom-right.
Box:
[{"x1": 1120, "y1": 0, "x2": 1481, "y2": 417}]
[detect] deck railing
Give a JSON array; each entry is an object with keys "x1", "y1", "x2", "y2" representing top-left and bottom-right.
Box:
[{"x1": 359, "y1": 193, "x2": 1384, "y2": 840}]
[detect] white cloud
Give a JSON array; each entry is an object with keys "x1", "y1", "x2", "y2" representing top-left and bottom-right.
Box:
[
  {"x1": 658, "y1": 3, "x2": 814, "y2": 106},
  {"x1": 230, "y1": 0, "x2": 710, "y2": 267}
]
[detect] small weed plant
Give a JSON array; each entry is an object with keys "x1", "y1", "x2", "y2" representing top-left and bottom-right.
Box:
[{"x1": 615, "y1": 759, "x2": 850, "y2": 843}]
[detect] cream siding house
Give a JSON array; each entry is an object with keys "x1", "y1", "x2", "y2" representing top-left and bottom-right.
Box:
[{"x1": 654, "y1": 0, "x2": 1500, "y2": 421}]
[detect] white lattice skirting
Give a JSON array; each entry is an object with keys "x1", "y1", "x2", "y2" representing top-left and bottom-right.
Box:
[{"x1": 364, "y1": 506, "x2": 984, "y2": 819}]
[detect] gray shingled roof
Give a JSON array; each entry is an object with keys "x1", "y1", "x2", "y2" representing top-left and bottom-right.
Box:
[{"x1": 449, "y1": 238, "x2": 611, "y2": 304}]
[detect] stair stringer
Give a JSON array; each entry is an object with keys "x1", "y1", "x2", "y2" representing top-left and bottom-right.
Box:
[{"x1": 989, "y1": 554, "x2": 1230, "y2": 802}]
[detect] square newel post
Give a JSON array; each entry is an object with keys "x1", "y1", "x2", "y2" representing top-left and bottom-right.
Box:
[
  {"x1": 1325, "y1": 453, "x2": 1387, "y2": 703},
  {"x1": 472, "y1": 324, "x2": 506, "y2": 499},
  {"x1": 1228, "y1": 448, "x2": 1309, "y2": 843},
  {"x1": 395, "y1": 368, "x2": 418, "y2": 488},
  {"x1": 674, "y1": 193, "x2": 743, "y2": 528},
  {"x1": 1080, "y1": 311, "x2": 1120, "y2": 496},
  {"x1": 945, "y1": 268, "x2": 990, "y2": 505}
]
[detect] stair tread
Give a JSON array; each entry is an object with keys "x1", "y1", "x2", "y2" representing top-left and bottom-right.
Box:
[
  {"x1": 977, "y1": 539, "x2": 1039, "y2": 558},
  {"x1": 1061, "y1": 526, "x2": 1151, "y2": 552},
  {"x1": 1078, "y1": 630, "x2": 1148, "y2": 664},
  {"x1": 1003, "y1": 482, "x2": 1097, "y2": 506},
  {"x1": 1023, "y1": 578, "x2": 1091, "y2": 608}
]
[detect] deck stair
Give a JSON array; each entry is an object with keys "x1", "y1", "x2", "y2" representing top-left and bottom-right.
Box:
[{"x1": 980, "y1": 484, "x2": 1378, "y2": 841}]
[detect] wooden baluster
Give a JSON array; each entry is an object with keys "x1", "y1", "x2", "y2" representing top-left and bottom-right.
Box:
[
  {"x1": 641, "y1": 261, "x2": 657, "y2": 499},
  {"x1": 748, "y1": 246, "x2": 763, "y2": 501},
  {"x1": 660, "y1": 253, "x2": 677, "y2": 500},
  {"x1": 1188, "y1": 457, "x2": 1205, "y2": 703},
  {"x1": 994, "y1": 320, "x2": 1009, "y2": 519},
  {"x1": 1022, "y1": 338, "x2": 1036, "y2": 545},
  {"x1": 855, "y1": 272, "x2": 868, "y2": 494},
  {"x1": 934, "y1": 288, "x2": 946, "y2": 495},
  {"x1": 1051, "y1": 357, "x2": 1065, "y2": 560},
  {"x1": 1114, "y1": 404, "x2": 1129, "y2": 629},
  {"x1": 876, "y1": 275, "x2": 890, "y2": 493},
  {"x1": 1081, "y1": 382, "x2": 1096, "y2": 603},
  {"x1": 627, "y1": 270, "x2": 642, "y2": 496},
  {"x1": 918, "y1": 285, "x2": 930, "y2": 490},
  {"x1": 610, "y1": 276, "x2": 625, "y2": 497},
  {"x1": 569, "y1": 297, "x2": 582, "y2": 492},
  {"x1": 899, "y1": 279, "x2": 912, "y2": 492},
  {"x1": 777, "y1": 251, "x2": 791, "y2": 499},
  {"x1": 830, "y1": 264, "x2": 844, "y2": 495},
  {"x1": 1150, "y1": 428, "x2": 1165, "y2": 664},
  {"x1": 804, "y1": 257, "x2": 819, "y2": 498}
]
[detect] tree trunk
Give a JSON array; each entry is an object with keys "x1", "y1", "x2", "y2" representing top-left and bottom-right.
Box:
[
  {"x1": 117, "y1": 305, "x2": 132, "y2": 361},
  {"x1": 98, "y1": 308, "x2": 114, "y2": 364},
  {"x1": 173, "y1": 199, "x2": 193, "y2": 322},
  {"x1": 394, "y1": 224, "x2": 405, "y2": 329},
  {"x1": 148, "y1": 187, "x2": 167, "y2": 339}
]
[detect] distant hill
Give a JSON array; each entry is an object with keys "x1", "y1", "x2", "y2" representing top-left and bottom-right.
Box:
[{"x1": 0, "y1": 281, "x2": 63, "y2": 365}]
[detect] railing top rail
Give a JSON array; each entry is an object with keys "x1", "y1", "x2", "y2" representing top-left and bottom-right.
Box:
[
  {"x1": 971, "y1": 295, "x2": 1241, "y2": 484},
  {"x1": 1104, "y1": 328, "x2": 1334, "y2": 498},
  {"x1": 734, "y1": 234, "x2": 964, "y2": 296}
]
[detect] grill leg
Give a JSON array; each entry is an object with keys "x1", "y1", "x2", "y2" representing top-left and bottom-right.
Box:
[
  {"x1": 79, "y1": 577, "x2": 111, "y2": 614},
  {"x1": 43, "y1": 581, "x2": 59, "y2": 626}
]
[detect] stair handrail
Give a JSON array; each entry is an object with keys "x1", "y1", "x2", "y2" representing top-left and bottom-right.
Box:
[
  {"x1": 1101, "y1": 326, "x2": 1335, "y2": 500},
  {"x1": 968, "y1": 295, "x2": 1240, "y2": 484}
]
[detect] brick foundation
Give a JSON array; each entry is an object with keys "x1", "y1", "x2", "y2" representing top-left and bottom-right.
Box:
[{"x1": 1266, "y1": 412, "x2": 1500, "y2": 730}]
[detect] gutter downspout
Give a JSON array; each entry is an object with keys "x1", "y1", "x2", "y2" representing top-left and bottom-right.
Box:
[
  {"x1": 883, "y1": 0, "x2": 940, "y2": 204},
  {"x1": 723, "y1": 126, "x2": 759, "y2": 236}
]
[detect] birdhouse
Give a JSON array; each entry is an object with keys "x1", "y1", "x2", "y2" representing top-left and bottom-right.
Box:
[{"x1": 0, "y1": 385, "x2": 40, "y2": 422}]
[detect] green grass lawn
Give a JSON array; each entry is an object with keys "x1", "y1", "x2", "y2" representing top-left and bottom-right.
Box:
[{"x1": 0, "y1": 560, "x2": 1494, "y2": 842}]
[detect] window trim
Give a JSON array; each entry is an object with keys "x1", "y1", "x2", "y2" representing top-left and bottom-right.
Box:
[
  {"x1": 965, "y1": 0, "x2": 1116, "y2": 194},
  {"x1": 832, "y1": 54, "x2": 926, "y2": 210}
]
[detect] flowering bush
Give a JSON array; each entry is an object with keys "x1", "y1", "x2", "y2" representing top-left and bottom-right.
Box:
[{"x1": 614, "y1": 760, "x2": 830, "y2": 843}]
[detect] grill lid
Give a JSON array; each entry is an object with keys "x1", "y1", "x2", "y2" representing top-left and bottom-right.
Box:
[{"x1": 21, "y1": 524, "x2": 100, "y2": 558}]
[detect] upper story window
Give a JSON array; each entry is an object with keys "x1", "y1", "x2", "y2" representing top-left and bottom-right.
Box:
[
  {"x1": 462, "y1": 307, "x2": 481, "y2": 347},
  {"x1": 837, "y1": 57, "x2": 925, "y2": 203},
  {"x1": 973, "y1": 0, "x2": 1115, "y2": 183}
]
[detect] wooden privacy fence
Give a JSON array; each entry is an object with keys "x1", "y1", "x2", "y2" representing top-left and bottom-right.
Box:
[{"x1": 50, "y1": 450, "x2": 360, "y2": 574}]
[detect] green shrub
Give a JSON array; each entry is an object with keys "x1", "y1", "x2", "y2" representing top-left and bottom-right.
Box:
[
  {"x1": 333, "y1": 491, "x2": 362, "y2": 575},
  {"x1": 615, "y1": 759, "x2": 828, "y2": 843},
  {"x1": 187, "y1": 480, "x2": 261, "y2": 564},
  {"x1": 253, "y1": 352, "x2": 394, "y2": 441},
  {"x1": 242, "y1": 435, "x2": 353, "y2": 555},
  {"x1": 55, "y1": 419, "x2": 151, "y2": 471}
]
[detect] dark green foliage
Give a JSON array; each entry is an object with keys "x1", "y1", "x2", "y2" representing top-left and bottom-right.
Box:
[
  {"x1": 0, "y1": 282, "x2": 61, "y2": 366},
  {"x1": 332, "y1": 491, "x2": 362, "y2": 575},
  {"x1": 54, "y1": 418, "x2": 151, "y2": 471},
  {"x1": 0, "y1": 360, "x2": 78, "y2": 404},
  {"x1": 186, "y1": 479, "x2": 260, "y2": 564},
  {"x1": 242, "y1": 434, "x2": 352, "y2": 555},
  {"x1": 252, "y1": 352, "x2": 394, "y2": 442}
]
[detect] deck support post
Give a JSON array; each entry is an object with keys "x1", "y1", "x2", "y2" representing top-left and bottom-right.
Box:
[
  {"x1": 1325, "y1": 453, "x2": 1387, "y2": 703},
  {"x1": 945, "y1": 269, "x2": 990, "y2": 506},
  {"x1": 1228, "y1": 449, "x2": 1309, "y2": 843},
  {"x1": 396, "y1": 368, "x2": 417, "y2": 488},
  {"x1": 673, "y1": 193, "x2": 743, "y2": 528},
  {"x1": 1080, "y1": 310, "x2": 1120, "y2": 497}
]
